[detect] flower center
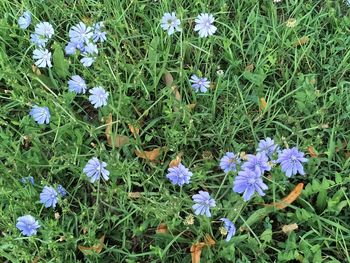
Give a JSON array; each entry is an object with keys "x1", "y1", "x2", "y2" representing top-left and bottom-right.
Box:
[
  {"x1": 248, "y1": 178, "x2": 256, "y2": 185},
  {"x1": 205, "y1": 22, "x2": 211, "y2": 27}
]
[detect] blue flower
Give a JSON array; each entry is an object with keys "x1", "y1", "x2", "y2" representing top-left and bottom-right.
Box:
[
  {"x1": 33, "y1": 48, "x2": 52, "y2": 68},
  {"x1": 83, "y1": 157, "x2": 110, "y2": 183},
  {"x1": 35, "y1": 22, "x2": 54, "y2": 39},
  {"x1": 21, "y1": 176, "x2": 34, "y2": 185},
  {"x1": 40, "y1": 186, "x2": 58, "y2": 208},
  {"x1": 190, "y1": 74, "x2": 210, "y2": 93},
  {"x1": 65, "y1": 41, "x2": 85, "y2": 55},
  {"x1": 80, "y1": 42, "x2": 98, "y2": 67},
  {"x1": 93, "y1": 22, "x2": 107, "y2": 42},
  {"x1": 69, "y1": 22, "x2": 93, "y2": 44},
  {"x1": 57, "y1": 185, "x2": 67, "y2": 197},
  {"x1": 29, "y1": 105, "x2": 50, "y2": 124},
  {"x1": 277, "y1": 147, "x2": 308, "y2": 177},
  {"x1": 194, "y1": 13, "x2": 217, "y2": 38},
  {"x1": 192, "y1": 191, "x2": 216, "y2": 217},
  {"x1": 160, "y1": 12, "x2": 181, "y2": 35},
  {"x1": 88, "y1": 87, "x2": 109, "y2": 108},
  {"x1": 219, "y1": 152, "x2": 241, "y2": 174},
  {"x1": 257, "y1": 137, "x2": 279, "y2": 159},
  {"x1": 166, "y1": 163, "x2": 193, "y2": 186},
  {"x1": 220, "y1": 218, "x2": 236, "y2": 242},
  {"x1": 233, "y1": 169, "x2": 268, "y2": 201},
  {"x1": 242, "y1": 153, "x2": 271, "y2": 176},
  {"x1": 30, "y1": 33, "x2": 48, "y2": 47},
  {"x1": 16, "y1": 215, "x2": 40, "y2": 236},
  {"x1": 18, "y1": 11, "x2": 31, "y2": 29},
  {"x1": 68, "y1": 75, "x2": 87, "y2": 94}
]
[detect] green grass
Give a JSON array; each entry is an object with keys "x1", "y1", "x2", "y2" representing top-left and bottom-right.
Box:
[{"x1": 1, "y1": 0, "x2": 350, "y2": 262}]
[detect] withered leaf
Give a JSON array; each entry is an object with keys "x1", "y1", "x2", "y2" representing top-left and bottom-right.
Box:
[
  {"x1": 190, "y1": 234, "x2": 215, "y2": 263},
  {"x1": 156, "y1": 223, "x2": 168, "y2": 234},
  {"x1": 78, "y1": 235, "x2": 105, "y2": 254},
  {"x1": 186, "y1": 103, "x2": 196, "y2": 110},
  {"x1": 135, "y1": 147, "x2": 162, "y2": 161},
  {"x1": 307, "y1": 146, "x2": 318, "y2": 157},
  {"x1": 269, "y1": 183, "x2": 304, "y2": 210},
  {"x1": 128, "y1": 192, "x2": 142, "y2": 199},
  {"x1": 163, "y1": 71, "x2": 174, "y2": 87},
  {"x1": 282, "y1": 223, "x2": 298, "y2": 234},
  {"x1": 128, "y1": 123, "x2": 140, "y2": 138},
  {"x1": 105, "y1": 113, "x2": 130, "y2": 147},
  {"x1": 293, "y1": 36, "x2": 309, "y2": 47},
  {"x1": 259, "y1": 97, "x2": 267, "y2": 111},
  {"x1": 169, "y1": 153, "x2": 182, "y2": 168}
]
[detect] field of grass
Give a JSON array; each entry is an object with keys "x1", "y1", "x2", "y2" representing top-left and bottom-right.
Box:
[{"x1": 1, "y1": 0, "x2": 350, "y2": 262}]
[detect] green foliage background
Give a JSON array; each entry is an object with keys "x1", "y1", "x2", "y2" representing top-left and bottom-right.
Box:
[{"x1": 1, "y1": 0, "x2": 350, "y2": 262}]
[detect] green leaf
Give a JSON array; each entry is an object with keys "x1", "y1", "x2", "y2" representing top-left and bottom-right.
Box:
[
  {"x1": 240, "y1": 207, "x2": 274, "y2": 231},
  {"x1": 260, "y1": 229, "x2": 272, "y2": 243},
  {"x1": 53, "y1": 44, "x2": 69, "y2": 78}
]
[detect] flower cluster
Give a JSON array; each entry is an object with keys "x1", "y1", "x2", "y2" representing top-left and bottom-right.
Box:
[
  {"x1": 65, "y1": 21, "x2": 106, "y2": 67},
  {"x1": 218, "y1": 137, "x2": 308, "y2": 202},
  {"x1": 160, "y1": 12, "x2": 217, "y2": 38},
  {"x1": 30, "y1": 22, "x2": 55, "y2": 67},
  {"x1": 162, "y1": 137, "x2": 307, "y2": 242},
  {"x1": 160, "y1": 12, "x2": 216, "y2": 94},
  {"x1": 67, "y1": 75, "x2": 109, "y2": 108}
]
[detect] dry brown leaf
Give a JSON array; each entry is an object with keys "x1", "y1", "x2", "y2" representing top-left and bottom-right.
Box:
[
  {"x1": 82, "y1": 16, "x2": 92, "y2": 24},
  {"x1": 171, "y1": 86, "x2": 181, "y2": 101},
  {"x1": 163, "y1": 71, "x2": 174, "y2": 87},
  {"x1": 245, "y1": 64, "x2": 254, "y2": 72},
  {"x1": 32, "y1": 256, "x2": 40, "y2": 263},
  {"x1": 282, "y1": 223, "x2": 298, "y2": 234},
  {"x1": 190, "y1": 235, "x2": 215, "y2": 263},
  {"x1": 105, "y1": 113, "x2": 113, "y2": 142},
  {"x1": 202, "y1": 151, "x2": 213, "y2": 160},
  {"x1": 82, "y1": 227, "x2": 88, "y2": 235},
  {"x1": 191, "y1": 243, "x2": 205, "y2": 263},
  {"x1": 156, "y1": 223, "x2": 168, "y2": 234},
  {"x1": 54, "y1": 212, "x2": 60, "y2": 220},
  {"x1": 240, "y1": 152, "x2": 249, "y2": 161},
  {"x1": 78, "y1": 235, "x2": 105, "y2": 254},
  {"x1": 128, "y1": 124, "x2": 140, "y2": 138},
  {"x1": 58, "y1": 235, "x2": 66, "y2": 242},
  {"x1": 307, "y1": 146, "x2": 318, "y2": 157},
  {"x1": 105, "y1": 114, "x2": 130, "y2": 147},
  {"x1": 135, "y1": 147, "x2": 162, "y2": 161},
  {"x1": 128, "y1": 192, "x2": 142, "y2": 198},
  {"x1": 269, "y1": 183, "x2": 304, "y2": 210},
  {"x1": 107, "y1": 135, "x2": 129, "y2": 148},
  {"x1": 187, "y1": 103, "x2": 196, "y2": 110},
  {"x1": 259, "y1": 97, "x2": 267, "y2": 111},
  {"x1": 209, "y1": 82, "x2": 216, "y2": 90},
  {"x1": 346, "y1": 152, "x2": 350, "y2": 160},
  {"x1": 32, "y1": 65, "x2": 41, "y2": 76},
  {"x1": 23, "y1": 135, "x2": 31, "y2": 149},
  {"x1": 204, "y1": 234, "x2": 216, "y2": 246},
  {"x1": 169, "y1": 153, "x2": 182, "y2": 168},
  {"x1": 293, "y1": 36, "x2": 309, "y2": 47}
]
